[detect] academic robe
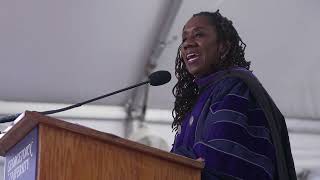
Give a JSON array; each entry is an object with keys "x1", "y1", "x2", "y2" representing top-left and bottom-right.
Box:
[{"x1": 171, "y1": 67, "x2": 297, "y2": 180}]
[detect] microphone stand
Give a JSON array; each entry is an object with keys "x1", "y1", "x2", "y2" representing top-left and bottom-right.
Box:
[
  {"x1": 0, "y1": 80, "x2": 150, "y2": 124},
  {"x1": 0, "y1": 69, "x2": 171, "y2": 124}
]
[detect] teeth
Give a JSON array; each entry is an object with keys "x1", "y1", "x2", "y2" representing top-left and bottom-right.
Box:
[
  {"x1": 186, "y1": 53, "x2": 199, "y2": 62},
  {"x1": 188, "y1": 57, "x2": 198, "y2": 62},
  {"x1": 187, "y1": 53, "x2": 196, "y2": 59}
]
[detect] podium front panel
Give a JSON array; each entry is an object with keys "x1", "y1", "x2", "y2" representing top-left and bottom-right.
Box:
[
  {"x1": 4, "y1": 127, "x2": 38, "y2": 180},
  {"x1": 37, "y1": 124, "x2": 200, "y2": 180}
]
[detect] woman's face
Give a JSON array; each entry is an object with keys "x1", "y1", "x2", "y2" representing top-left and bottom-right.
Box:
[{"x1": 180, "y1": 16, "x2": 222, "y2": 77}]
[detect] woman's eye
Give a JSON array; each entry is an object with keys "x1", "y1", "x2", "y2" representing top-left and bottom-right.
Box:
[{"x1": 195, "y1": 32, "x2": 204, "y2": 37}]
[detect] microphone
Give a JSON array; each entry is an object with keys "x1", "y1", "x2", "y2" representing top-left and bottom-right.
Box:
[
  {"x1": 0, "y1": 70, "x2": 171, "y2": 124},
  {"x1": 149, "y1": 70, "x2": 171, "y2": 86}
]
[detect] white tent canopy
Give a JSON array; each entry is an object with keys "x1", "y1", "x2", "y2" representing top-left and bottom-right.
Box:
[{"x1": 0, "y1": 0, "x2": 319, "y2": 118}]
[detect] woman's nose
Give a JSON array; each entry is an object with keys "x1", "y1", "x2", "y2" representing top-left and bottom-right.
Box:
[{"x1": 182, "y1": 38, "x2": 197, "y2": 50}]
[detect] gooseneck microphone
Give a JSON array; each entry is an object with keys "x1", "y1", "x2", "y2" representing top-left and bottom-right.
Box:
[{"x1": 0, "y1": 70, "x2": 171, "y2": 124}]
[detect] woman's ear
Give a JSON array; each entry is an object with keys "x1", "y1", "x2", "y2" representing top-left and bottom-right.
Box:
[{"x1": 218, "y1": 41, "x2": 231, "y2": 59}]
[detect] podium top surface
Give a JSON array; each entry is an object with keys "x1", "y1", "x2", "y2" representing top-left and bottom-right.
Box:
[{"x1": 0, "y1": 111, "x2": 203, "y2": 169}]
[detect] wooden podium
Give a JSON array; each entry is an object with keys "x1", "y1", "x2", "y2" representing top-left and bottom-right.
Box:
[{"x1": 0, "y1": 111, "x2": 203, "y2": 180}]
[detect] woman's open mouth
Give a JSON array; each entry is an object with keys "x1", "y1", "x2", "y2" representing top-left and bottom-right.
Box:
[{"x1": 186, "y1": 53, "x2": 200, "y2": 63}]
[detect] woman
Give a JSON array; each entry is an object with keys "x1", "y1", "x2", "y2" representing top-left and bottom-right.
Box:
[{"x1": 171, "y1": 10, "x2": 297, "y2": 180}]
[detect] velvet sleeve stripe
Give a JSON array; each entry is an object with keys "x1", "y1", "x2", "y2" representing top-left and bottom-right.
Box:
[
  {"x1": 206, "y1": 110, "x2": 271, "y2": 141},
  {"x1": 194, "y1": 141, "x2": 274, "y2": 179},
  {"x1": 205, "y1": 100, "x2": 275, "y2": 160},
  {"x1": 211, "y1": 100, "x2": 270, "y2": 129},
  {"x1": 208, "y1": 120, "x2": 272, "y2": 145},
  {"x1": 227, "y1": 93, "x2": 249, "y2": 100},
  {"x1": 209, "y1": 139, "x2": 274, "y2": 175},
  {"x1": 203, "y1": 121, "x2": 275, "y2": 159},
  {"x1": 210, "y1": 109, "x2": 247, "y2": 119},
  {"x1": 213, "y1": 94, "x2": 249, "y2": 115}
]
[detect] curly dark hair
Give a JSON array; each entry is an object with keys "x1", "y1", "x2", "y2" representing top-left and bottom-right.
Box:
[{"x1": 172, "y1": 10, "x2": 251, "y2": 131}]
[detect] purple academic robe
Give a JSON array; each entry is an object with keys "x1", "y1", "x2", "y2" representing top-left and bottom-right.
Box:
[{"x1": 171, "y1": 68, "x2": 276, "y2": 180}]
